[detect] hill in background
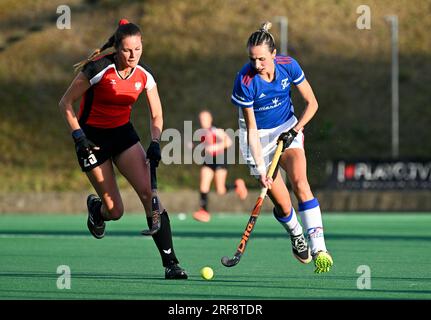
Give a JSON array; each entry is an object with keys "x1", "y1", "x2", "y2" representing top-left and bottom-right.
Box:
[{"x1": 0, "y1": 0, "x2": 430, "y2": 192}]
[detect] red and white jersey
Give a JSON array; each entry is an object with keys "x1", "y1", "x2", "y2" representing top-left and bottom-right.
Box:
[
  {"x1": 201, "y1": 126, "x2": 223, "y2": 156},
  {"x1": 78, "y1": 53, "x2": 156, "y2": 128}
]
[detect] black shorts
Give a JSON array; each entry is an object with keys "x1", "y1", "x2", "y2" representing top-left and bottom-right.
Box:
[
  {"x1": 203, "y1": 152, "x2": 228, "y2": 171},
  {"x1": 77, "y1": 122, "x2": 140, "y2": 172}
]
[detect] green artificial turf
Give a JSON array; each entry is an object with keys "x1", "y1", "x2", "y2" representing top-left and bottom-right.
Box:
[{"x1": 0, "y1": 213, "x2": 430, "y2": 300}]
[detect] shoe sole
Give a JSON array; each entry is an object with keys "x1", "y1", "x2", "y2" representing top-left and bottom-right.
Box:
[
  {"x1": 165, "y1": 275, "x2": 188, "y2": 280},
  {"x1": 314, "y1": 252, "x2": 333, "y2": 273},
  {"x1": 192, "y1": 212, "x2": 211, "y2": 223},
  {"x1": 87, "y1": 219, "x2": 105, "y2": 239}
]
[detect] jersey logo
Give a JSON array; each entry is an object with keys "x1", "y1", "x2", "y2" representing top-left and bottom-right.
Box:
[
  {"x1": 110, "y1": 79, "x2": 116, "y2": 85},
  {"x1": 257, "y1": 97, "x2": 282, "y2": 111},
  {"x1": 135, "y1": 82, "x2": 142, "y2": 91},
  {"x1": 258, "y1": 93, "x2": 266, "y2": 98},
  {"x1": 281, "y1": 78, "x2": 290, "y2": 90}
]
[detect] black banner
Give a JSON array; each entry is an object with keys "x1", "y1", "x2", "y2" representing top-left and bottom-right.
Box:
[{"x1": 326, "y1": 160, "x2": 431, "y2": 190}]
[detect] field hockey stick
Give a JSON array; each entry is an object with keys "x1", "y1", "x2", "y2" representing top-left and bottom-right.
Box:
[
  {"x1": 221, "y1": 139, "x2": 284, "y2": 267},
  {"x1": 141, "y1": 160, "x2": 161, "y2": 236}
]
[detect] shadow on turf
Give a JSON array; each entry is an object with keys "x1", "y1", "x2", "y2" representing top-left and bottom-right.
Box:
[{"x1": 0, "y1": 229, "x2": 430, "y2": 242}]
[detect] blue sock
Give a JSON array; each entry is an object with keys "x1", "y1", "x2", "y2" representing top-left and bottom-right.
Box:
[{"x1": 273, "y1": 207, "x2": 303, "y2": 236}]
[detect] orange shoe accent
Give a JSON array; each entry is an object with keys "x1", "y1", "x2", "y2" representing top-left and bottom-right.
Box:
[
  {"x1": 234, "y1": 178, "x2": 248, "y2": 200},
  {"x1": 193, "y1": 209, "x2": 211, "y2": 223}
]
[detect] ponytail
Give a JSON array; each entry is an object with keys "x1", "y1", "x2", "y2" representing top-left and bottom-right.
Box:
[
  {"x1": 73, "y1": 18, "x2": 141, "y2": 73},
  {"x1": 73, "y1": 36, "x2": 114, "y2": 72}
]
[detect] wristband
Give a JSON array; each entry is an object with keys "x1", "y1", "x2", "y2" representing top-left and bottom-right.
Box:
[{"x1": 72, "y1": 128, "x2": 85, "y2": 141}]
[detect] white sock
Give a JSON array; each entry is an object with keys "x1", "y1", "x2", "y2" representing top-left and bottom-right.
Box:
[
  {"x1": 298, "y1": 198, "x2": 327, "y2": 255},
  {"x1": 273, "y1": 207, "x2": 303, "y2": 236}
]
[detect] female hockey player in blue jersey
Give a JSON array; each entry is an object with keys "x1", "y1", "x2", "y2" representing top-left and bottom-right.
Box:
[{"x1": 231, "y1": 21, "x2": 333, "y2": 273}]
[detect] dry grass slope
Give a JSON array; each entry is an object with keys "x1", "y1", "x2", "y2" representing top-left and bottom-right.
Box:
[{"x1": 0, "y1": 0, "x2": 430, "y2": 191}]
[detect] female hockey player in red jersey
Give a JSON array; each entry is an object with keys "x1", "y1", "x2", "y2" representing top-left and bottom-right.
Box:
[{"x1": 59, "y1": 19, "x2": 187, "y2": 279}]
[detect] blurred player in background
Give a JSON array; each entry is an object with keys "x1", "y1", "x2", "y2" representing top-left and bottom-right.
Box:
[
  {"x1": 59, "y1": 19, "x2": 187, "y2": 279},
  {"x1": 231, "y1": 22, "x2": 333, "y2": 273},
  {"x1": 193, "y1": 110, "x2": 248, "y2": 222}
]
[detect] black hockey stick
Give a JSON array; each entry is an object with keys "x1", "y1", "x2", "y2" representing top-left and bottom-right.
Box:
[
  {"x1": 141, "y1": 160, "x2": 161, "y2": 236},
  {"x1": 221, "y1": 140, "x2": 284, "y2": 267}
]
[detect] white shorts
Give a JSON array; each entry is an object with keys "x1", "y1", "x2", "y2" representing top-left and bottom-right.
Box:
[{"x1": 238, "y1": 114, "x2": 304, "y2": 176}]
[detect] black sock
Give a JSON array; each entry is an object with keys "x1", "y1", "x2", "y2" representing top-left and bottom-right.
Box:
[
  {"x1": 147, "y1": 211, "x2": 179, "y2": 267},
  {"x1": 199, "y1": 192, "x2": 208, "y2": 211}
]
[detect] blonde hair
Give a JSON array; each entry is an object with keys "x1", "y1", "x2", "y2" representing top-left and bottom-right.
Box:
[{"x1": 260, "y1": 21, "x2": 272, "y2": 33}]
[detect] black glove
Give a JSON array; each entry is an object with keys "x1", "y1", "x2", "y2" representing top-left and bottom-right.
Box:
[
  {"x1": 72, "y1": 129, "x2": 98, "y2": 159},
  {"x1": 278, "y1": 128, "x2": 298, "y2": 150},
  {"x1": 146, "y1": 140, "x2": 161, "y2": 167}
]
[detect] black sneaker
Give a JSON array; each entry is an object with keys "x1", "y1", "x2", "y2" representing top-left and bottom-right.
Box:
[
  {"x1": 290, "y1": 234, "x2": 312, "y2": 264},
  {"x1": 165, "y1": 264, "x2": 188, "y2": 280},
  {"x1": 86, "y1": 194, "x2": 105, "y2": 239}
]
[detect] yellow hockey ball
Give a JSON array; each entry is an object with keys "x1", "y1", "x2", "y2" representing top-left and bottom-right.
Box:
[{"x1": 200, "y1": 267, "x2": 214, "y2": 280}]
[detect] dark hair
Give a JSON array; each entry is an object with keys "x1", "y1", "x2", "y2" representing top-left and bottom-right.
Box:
[
  {"x1": 246, "y1": 21, "x2": 276, "y2": 52},
  {"x1": 74, "y1": 19, "x2": 142, "y2": 72}
]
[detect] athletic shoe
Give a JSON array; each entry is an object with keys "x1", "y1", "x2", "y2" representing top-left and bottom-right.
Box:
[
  {"x1": 313, "y1": 251, "x2": 333, "y2": 273},
  {"x1": 165, "y1": 264, "x2": 188, "y2": 279},
  {"x1": 234, "y1": 178, "x2": 248, "y2": 200},
  {"x1": 192, "y1": 208, "x2": 211, "y2": 223},
  {"x1": 290, "y1": 234, "x2": 312, "y2": 264},
  {"x1": 86, "y1": 194, "x2": 105, "y2": 239}
]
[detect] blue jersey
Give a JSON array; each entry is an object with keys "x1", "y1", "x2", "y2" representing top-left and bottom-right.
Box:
[{"x1": 231, "y1": 55, "x2": 305, "y2": 129}]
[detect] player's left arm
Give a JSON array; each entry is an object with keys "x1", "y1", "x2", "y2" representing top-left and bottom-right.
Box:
[
  {"x1": 145, "y1": 85, "x2": 163, "y2": 141},
  {"x1": 293, "y1": 79, "x2": 318, "y2": 132}
]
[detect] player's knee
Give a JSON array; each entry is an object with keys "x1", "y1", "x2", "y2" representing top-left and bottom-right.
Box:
[
  {"x1": 141, "y1": 189, "x2": 152, "y2": 203},
  {"x1": 108, "y1": 205, "x2": 124, "y2": 220},
  {"x1": 291, "y1": 180, "x2": 311, "y2": 196}
]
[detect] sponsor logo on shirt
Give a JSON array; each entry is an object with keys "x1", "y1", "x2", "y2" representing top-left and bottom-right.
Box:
[
  {"x1": 256, "y1": 97, "x2": 282, "y2": 111},
  {"x1": 110, "y1": 79, "x2": 116, "y2": 85},
  {"x1": 258, "y1": 93, "x2": 266, "y2": 98}
]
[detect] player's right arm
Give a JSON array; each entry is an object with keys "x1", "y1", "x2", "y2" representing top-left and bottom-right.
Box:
[
  {"x1": 59, "y1": 72, "x2": 99, "y2": 159},
  {"x1": 59, "y1": 72, "x2": 91, "y2": 132},
  {"x1": 231, "y1": 69, "x2": 272, "y2": 188},
  {"x1": 242, "y1": 108, "x2": 272, "y2": 189}
]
